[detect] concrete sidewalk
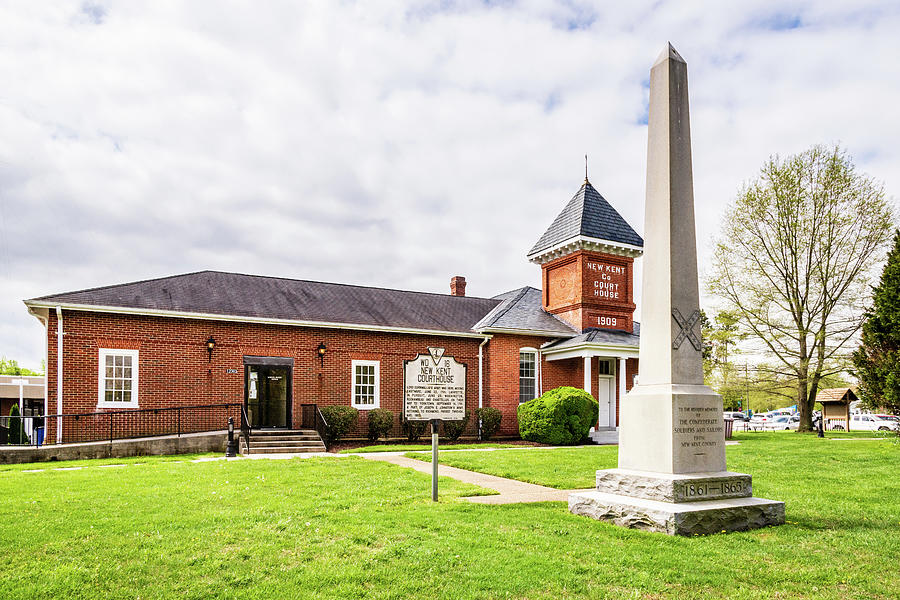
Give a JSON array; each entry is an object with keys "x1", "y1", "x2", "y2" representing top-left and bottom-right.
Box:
[{"x1": 361, "y1": 453, "x2": 591, "y2": 505}]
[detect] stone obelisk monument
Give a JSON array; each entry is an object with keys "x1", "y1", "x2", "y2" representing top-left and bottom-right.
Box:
[{"x1": 569, "y1": 44, "x2": 784, "y2": 535}]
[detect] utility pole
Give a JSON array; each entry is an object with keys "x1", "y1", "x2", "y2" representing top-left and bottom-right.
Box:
[{"x1": 744, "y1": 362, "x2": 749, "y2": 416}]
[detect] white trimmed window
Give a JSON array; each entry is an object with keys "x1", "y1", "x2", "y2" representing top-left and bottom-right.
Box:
[
  {"x1": 351, "y1": 360, "x2": 380, "y2": 409},
  {"x1": 519, "y1": 349, "x2": 538, "y2": 403},
  {"x1": 98, "y1": 349, "x2": 139, "y2": 408}
]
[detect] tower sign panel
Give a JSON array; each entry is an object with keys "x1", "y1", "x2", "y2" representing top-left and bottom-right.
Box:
[{"x1": 404, "y1": 348, "x2": 466, "y2": 421}]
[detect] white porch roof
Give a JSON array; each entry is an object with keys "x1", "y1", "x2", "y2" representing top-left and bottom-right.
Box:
[{"x1": 541, "y1": 324, "x2": 640, "y2": 361}]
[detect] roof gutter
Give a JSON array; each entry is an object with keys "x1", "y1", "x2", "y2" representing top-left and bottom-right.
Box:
[
  {"x1": 476, "y1": 326, "x2": 576, "y2": 338},
  {"x1": 23, "y1": 300, "x2": 488, "y2": 340},
  {"x1": 543, "y1": 341, "x2": 639, "y2": 361}
]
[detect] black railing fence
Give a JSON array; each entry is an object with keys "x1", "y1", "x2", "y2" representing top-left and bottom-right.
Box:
[
  {"x1": 240, "y1": 404, "x2": 251, "y2": 451},
  {"x1": 0, "y1": 403, "x2": 243, "y2": 447},
  {"x1": 300, "y1": 403, "x2": 329, "y2": 448}
]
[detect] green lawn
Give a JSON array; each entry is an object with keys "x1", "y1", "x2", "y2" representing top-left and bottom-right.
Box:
[{"x1": 1, "y1": 433, "x2": 898, "y2": 599}]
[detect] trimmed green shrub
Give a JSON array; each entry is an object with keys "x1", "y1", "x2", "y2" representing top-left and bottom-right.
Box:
[
  {"x1": 400, "y1": 414, "x2": 427, "y2": 442},
  {"x1": 442, "y1": 411, "x2": 470, "y2": 441},
  {"x1": 319, "y1": 405, "x2": 358, "y2": 445},
  {"x1": 517, "y1": 386, "x2": 598, "y2": 445},
  {"x1": 367, "y1": 408, "x2": 394, "y2": 442},
  {"x1": 475, "y1": 407, "x2": 502, "y2": 440},
  {"x1": 8, "y1": 403, "x2": 26, "y2": 445}
]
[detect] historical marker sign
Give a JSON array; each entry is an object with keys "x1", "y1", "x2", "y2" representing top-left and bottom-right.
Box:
[{"x1": 403, "y1": 348, "x2": 466, "y2": 421}]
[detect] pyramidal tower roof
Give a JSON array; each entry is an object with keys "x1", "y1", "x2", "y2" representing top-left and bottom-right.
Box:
[{"x1": 527, "y1": 179, "x2": 644, "y2": 264}]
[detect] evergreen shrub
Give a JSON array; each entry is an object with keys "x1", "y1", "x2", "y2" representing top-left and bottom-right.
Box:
[
  {"x1": 8, "y1": 404, "x2": 26, "y2": 445},
  {"x1": 442, "y1": 411, "x2": 470, "y2": 441},
  {"x1": 400, "y1": 415, "x2": 427, "y2": 442},
  {"x1": 367, "y1": 408, "x2": 394, "y2": 441},
  {"x1": 517, "y1": 386, "x2": 598, "y2": 445},
  {"x1": 319, "y1": 405, "x2": 358, "y2": 445},
  {"x1": 475, "y1": 407, "x2": 502, "y2": 440}
]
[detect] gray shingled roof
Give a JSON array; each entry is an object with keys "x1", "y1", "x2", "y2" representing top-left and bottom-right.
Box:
[
  {"x1": 473, "y1": 287, "x2": 577, "y2": 336},
  {"x1": 27, "y1": 271, "x2": 503, "y2": 334},
  {"x1": 528, "y1": 180, "x2": 643, "y2": 256},
  {"x1": 543, "y1": 322, "x2": 641, "y2": 350}
]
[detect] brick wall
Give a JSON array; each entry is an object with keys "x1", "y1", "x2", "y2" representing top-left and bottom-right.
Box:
[
  {"x1": 46, "y1": 310, "x2": 490, "y2": 442},
  {"x1": 44, "y1": 309, "x2": 638, "y2": 443},
  {"x1": 541, "y1": 250, "x2": 636, "y2": 332}
]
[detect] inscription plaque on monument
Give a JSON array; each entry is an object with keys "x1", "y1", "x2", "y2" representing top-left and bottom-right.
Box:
[{"x1": 403, "y1": 347, "x2": 466, "y2": 421}]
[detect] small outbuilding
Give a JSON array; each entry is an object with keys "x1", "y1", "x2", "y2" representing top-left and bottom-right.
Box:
[{"x1": 816, "y1": 388, "x2": 858, "y2": 431}]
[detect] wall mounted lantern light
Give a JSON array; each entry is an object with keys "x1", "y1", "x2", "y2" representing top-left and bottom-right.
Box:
[
  {"x1": 206, "y1": 336, "x2": 216, "y2": 363},
  {"x1": 317, "y1": 342, "x2": 326, "y2": 367}
]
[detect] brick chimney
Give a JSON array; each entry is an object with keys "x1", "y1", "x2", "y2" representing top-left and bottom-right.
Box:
[{"x1": 450, "y1": 276, "x2": 466, "y2": 297}]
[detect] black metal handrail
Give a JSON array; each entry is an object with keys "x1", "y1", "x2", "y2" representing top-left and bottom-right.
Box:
[
  {"x1": 240, "y1": 403, "x2": 251, "y2": 454},
  {"x1": 314, "y1": 405, "x2": 330, "y2": 450},
  {"x1": 0, "y1": 403, "x2": 242, "y2": 447},
  {"x1": 299, "y1": 403, "x2": 330, "y2": 449}
]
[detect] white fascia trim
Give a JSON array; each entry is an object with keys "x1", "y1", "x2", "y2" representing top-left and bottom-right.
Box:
[
  {"x1": 527, "y1": 235, "x2": 644, "y2": 264},
  {"x1": 476, "y1": 327, "x2": 577, "y2": 338},
  {"x1": 24, "y1": 301, "x2": 487, "y2": 340},
  {"x1": 543, "y1": 342, "x2": 639, "y2": 361}
]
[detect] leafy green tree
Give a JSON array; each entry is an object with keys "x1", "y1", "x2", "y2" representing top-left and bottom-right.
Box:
[
  {"x1": 852, "y1": 230, "x2": 900, "y2": 414},
  {"x1": 8, "y1": 404, "x2": 26, "y2": 445},
  {"x1": 701, "y1": 310, "x2": 747, "y2": 410},
  {"x1": 0, "y1": 357, "x2": 43, "y2": 376},
  {"x1": 709, "y1": 145, "x2": 894, "y2": 431}
]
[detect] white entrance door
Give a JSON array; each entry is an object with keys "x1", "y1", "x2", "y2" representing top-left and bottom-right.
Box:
[{"x1": 597, "y1": 376, "x2": 613, "y2": 428}]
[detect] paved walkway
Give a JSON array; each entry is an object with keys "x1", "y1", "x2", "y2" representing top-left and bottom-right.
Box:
[{"x1": 360, "y1": 453, "x2": 592, "y2": 504}]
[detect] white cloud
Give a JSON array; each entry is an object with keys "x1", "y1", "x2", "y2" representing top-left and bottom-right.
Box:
[{"x1": 1, "y1": 0, "x2": 899, "y2": 369}]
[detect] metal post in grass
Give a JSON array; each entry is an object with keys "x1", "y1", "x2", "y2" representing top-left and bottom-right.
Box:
[{"x1": 431, "y1": 419, "x2": 439, "y2": 502}]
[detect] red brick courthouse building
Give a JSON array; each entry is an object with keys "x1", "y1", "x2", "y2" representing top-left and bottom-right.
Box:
[{"x1": 25, "y1": 179, "x2": 643, "y2": 444}]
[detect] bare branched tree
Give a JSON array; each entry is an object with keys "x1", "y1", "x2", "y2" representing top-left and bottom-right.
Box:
[{"x1": 708, "y1": 145, "x2": 894, "y2": 431}]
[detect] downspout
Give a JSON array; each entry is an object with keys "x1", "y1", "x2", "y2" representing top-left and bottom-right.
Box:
[
  {"x1": 56, "y1": 306, "x2": 63, "y2": 444},
  {"x1": 478, "y1": 335, "x2": 491, "y2": 440},
  {"x1": 538, "y1": 349, "x2": 543, "y2": 396}
]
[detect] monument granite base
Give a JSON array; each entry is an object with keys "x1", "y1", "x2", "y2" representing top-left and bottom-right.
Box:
[{"x1": 569, "y1": 468, "x2": 784, "y2": 536}]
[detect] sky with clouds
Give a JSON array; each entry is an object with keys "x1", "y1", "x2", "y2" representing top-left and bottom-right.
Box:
[{"x1": 1, "y1": 0, "x2": 899, "y2": 370}]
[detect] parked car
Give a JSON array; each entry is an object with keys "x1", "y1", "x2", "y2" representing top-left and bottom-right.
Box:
[
  {"x1": 850, "y1": 414, "x2": 900, "y2": 432},
  {"x1": 747, "y1": 412, "x2": 777, "y2": 431},
  {"x1": 762, "y1": 416, "x2": 794, "y2": 431}
]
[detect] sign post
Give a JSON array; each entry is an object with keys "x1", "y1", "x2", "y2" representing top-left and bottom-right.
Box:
[
  {"x1": 431, "y1": 419, "x2": 439, "y2": 501},
  {"x1": 404, "y1": 347, "x2": 467, "y2": 502}
]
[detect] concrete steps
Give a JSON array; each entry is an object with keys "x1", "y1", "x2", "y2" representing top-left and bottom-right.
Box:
[
  {"x1": 241, "y1": 429, "x2": 327, "y2": 454},
  {"x1": 589, "y1": 427, "x2": 619, "y2": 445}
]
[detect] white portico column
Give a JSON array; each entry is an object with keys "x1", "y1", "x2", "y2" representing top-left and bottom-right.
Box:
[
  {"x1": 617, "y1": 358, "x2": 626, "y2": 428},
  {"x1": 583, "y1": 356, "x2": 592, "y2": 396}
]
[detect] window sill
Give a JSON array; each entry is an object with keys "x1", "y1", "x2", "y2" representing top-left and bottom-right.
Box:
[{"x1": 97, "y1": 402, "x2": 140, "y2": 410}]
